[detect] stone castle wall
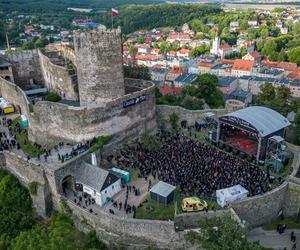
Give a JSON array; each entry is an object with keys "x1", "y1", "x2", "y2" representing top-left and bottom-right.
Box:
[
  {"x1": 156, "y1": 105, "x2": 227, "y2": 128},
  {"x1": 74, "y1": 26, "x2": 125, "y2": 105},
  {"x1": 230, "y1": 182, "x2": 288, "y2": 226},
  {"x1": 0, "y1": 151, "x2": 52, "y2": 217},
  {"x1": 46, "y1": 44, "x2": 76, "y2": 66},
  {"x1": 38, "y1": 50, "x2": 79, "y2": 101},
  {"x1": 0, "y1": 77, "x2": 31, "y2": 118},
  {"x1": 66, "y1": 199, "x2": 184, "y2": 249},
  {"x1": 6, "y1": 50, "x2": 44, "y2": 89},
  {"x1": 284, "y1": 181, "x2": 300, "y2": 218},
  {"x1": 29, "y1": 80, "x2": 156, "y2": 146}
]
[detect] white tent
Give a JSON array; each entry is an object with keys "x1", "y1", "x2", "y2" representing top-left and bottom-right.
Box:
[{"x1": 216, "y1": 184, "x2": 248, "y2": 207}]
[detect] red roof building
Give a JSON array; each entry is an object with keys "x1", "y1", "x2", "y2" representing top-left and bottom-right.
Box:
[
  {"x1": 160, "y1": 85, "x2": 182, "y2": 96},
  {"x1": 231, "y1": 60, "x2": 254, "y2": 77}
]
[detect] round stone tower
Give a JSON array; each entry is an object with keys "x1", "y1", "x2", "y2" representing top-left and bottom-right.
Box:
[{"x1": 74, "y1": 26, "x2": 125, "y2": 106}]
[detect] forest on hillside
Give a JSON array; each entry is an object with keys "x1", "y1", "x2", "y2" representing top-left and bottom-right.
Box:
[
  {"x1": 0, "y1": 169, "x2": 106, "y2": 250},
  {"x1": 0, "y1": 0, "x2": 161, "y2": 13},
  {"x1": 96, "y1": 4, "x2": 222, "y2": 34}
]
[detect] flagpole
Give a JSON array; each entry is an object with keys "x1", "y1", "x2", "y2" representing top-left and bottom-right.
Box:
[{"x1": 111, "y1": 13, "x2": 113, "y2": 29}]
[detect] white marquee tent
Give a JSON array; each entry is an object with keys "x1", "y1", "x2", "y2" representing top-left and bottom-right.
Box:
[{"x1": 216, "y1": 184, "x2": 249, "y2": 207}]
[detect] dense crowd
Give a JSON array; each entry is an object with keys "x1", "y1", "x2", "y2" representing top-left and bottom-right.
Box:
[{"x1": 118, "y1": 131, "x2": 271, "y2": 197}]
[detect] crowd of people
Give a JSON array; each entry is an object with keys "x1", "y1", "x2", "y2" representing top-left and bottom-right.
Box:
[
  {"x1": 0, "y1": 117, "x2": 20, "y2": 152},
  {"x1": 110, "y1": 185, "x2": 138, "y2": 217},
  {"x1": 0, "y1": 116, "x2": 99, "y2": 165},
  {"x1": 117, "y1": 131, "x2": 271, "y2": 197}
]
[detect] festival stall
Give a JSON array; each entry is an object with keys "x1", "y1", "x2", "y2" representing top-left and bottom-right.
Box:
[{"x1": 216, "y1": 184, "x2": 248, "y2": 207}]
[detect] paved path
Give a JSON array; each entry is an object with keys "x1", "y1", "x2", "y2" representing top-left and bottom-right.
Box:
[{"x1": 247, "y1": 227, "x2": 300, "y2": 250}]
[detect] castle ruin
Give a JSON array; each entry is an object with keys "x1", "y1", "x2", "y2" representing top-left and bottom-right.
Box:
[{"x1": 0, "y1": 26, "x2": 157, "y2": 146}]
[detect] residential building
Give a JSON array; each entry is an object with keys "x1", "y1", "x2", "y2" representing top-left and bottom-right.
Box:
[
  {"x1": 219, "y1": 44, "x2": 234, "y2": 59},
  {"x1": 198, "y1": 62, "x2": 214, "y2": 75},
  {"x1": 173, "y1": 73, "x2": 198, "y2": 87},
  {"x1": 231, "y1": 60, "x2": 254, "y2": 77},
  {"x1": 165, "y1": 67, "x2": 185, "y2": 84},
  {"x1": 160, "y1": 85, "x2": 182, "y2": 96},
  {"x1": 248, "y1": 20, "x2": 258, "y2": 26},
  {"x1": 210, "y1": 63, "x2": 233, "y2": 77},
  {"x1": 242, "y1": 51, "x2": 262, "y2": 64},
  {"x1": 149, "y1": 67, "x2": 168, "y2": 85}
]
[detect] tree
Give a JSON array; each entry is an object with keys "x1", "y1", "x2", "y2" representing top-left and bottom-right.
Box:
[
  {"x1": 140, "y1": 133, "x2": 161, "y2": 151},
  {"x1": 169, "y1": 112, "x2": 179, "y2": 131},
  {"x1": 191, "y1": 44, "x2": 210, "y2": 58},
  {"x1": 256, "y1": 83, "x2": 291, "y2": 115},
  {"x1": 288, "y1": 46, "x2": 300, "y2": 65},
  {"x1": 256, "y1": 83, "x2": 276, "y2": 107},
  {"x1": 240, "y1": 47, "x2": 247, "y2": 57},
  {"x1": 262, "y1": 40, "x2": 277, "y2": 58},
  {"x1": 259, "y1": 27, "x2": 269, "y2": 38},
  {"x1": 255, "y1": 39, "x2": 264, "y2": 52},
  {"x1": 185, "y1": 214, "x2": 264, "y2": 250},
  {"x1": 294, "y1": 109, "x2": 300, "y2": 145},
  {"x1": 195, "y1": 74, "x2": 224, "y2": 108},
  {"x1": 196, "y1": 74, "x2": 219, "y2": 100},
  {"x1": 181, "y1": 95, "x2": 204, "y2": 110},
  {"x1": 190, "y1": 19, "x2": 209, "y2": 33}
]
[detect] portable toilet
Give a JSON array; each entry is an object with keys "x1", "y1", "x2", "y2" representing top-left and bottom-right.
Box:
[
  {"x1": 111, "y1": 168, "x2": 130, "y2": 183},
  {"x1": 20, "y1": 115, "x2": 29, "y2": 128}
]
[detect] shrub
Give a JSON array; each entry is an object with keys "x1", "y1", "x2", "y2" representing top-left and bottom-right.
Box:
[
  {"x1": 45, "y1": 92, "x2": 61, "y2": 102},
  {"x1": 87, "y1": 136, "x2": 112, "y2": 153},
  {"x1": 28, "y1": 181, "x2": 39, "y2": 195}
]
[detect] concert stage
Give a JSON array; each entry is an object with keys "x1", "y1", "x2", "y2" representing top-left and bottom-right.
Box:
[
  {"x1": 218, "y1": 106, "x2": 290, "y2": 162},
  {"x1": 223, "y1": 136, "x2": 258, "y2": 157}
]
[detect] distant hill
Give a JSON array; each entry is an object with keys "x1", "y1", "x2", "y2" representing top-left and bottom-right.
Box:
[
  {"x1": 0, "y1": 0, "x2": 162, "y2": 13},
  {"x1": 96, "y1": 3, "x2": 222, "y2": 34}
]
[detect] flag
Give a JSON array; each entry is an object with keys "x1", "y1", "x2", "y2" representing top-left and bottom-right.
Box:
[{"x1": 112, "y1": 8, "x2": 119, "y2": 16}]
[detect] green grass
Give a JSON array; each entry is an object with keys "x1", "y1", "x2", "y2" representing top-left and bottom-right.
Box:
[
  {"x1": 135, "y1": 194, "x2": 175, "y2": 221},
  {"x1": 12, "y1": 117, "x2": 45, "y2": 157},
  {"x1": 262, "y1": 217, "x2": 300, "y2": 231},
  {"x1": 87, "y1": 136, "x2": 112, "y2": 153},
  {"x1": 136, "y1": 190, "x2": 223, "y2": 221}
]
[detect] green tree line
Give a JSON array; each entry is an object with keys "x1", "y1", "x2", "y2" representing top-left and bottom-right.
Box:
[{"x1": 0, "y1": 169, "x2": 106, "y2": 250}]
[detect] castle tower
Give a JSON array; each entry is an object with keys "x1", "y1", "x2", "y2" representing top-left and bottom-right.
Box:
[{"x1": 74, "y1": 26, "x2": 125, "y2": 106}]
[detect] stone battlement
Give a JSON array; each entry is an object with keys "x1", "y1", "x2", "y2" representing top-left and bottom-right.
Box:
[{"x1": 73, "y1": 25, "x2": 121, "y2": 40}]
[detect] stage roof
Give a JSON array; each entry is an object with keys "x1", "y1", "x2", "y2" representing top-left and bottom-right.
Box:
[{"x1": 221, "y1": 106, "x2": 290, "y2": 137}]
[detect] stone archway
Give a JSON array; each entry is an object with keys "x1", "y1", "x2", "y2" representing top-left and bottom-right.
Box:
[
  {"x1": 4, "y1": 76, "x2": 11, "y2": 82},
  {"x1": 61, "y1": 175, "x2": 74, "y2": 196}
]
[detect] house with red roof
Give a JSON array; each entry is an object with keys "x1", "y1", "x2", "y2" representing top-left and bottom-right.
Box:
[
  {"x1": 145, "y1": 37, "x2": 153, "y2": 43},
  {"x1": 262, "y1": 61, "x2": 297, "y2": 76},
  {"x1": 242, "y1": 51, "x2": 262, "y2": 64},
  {"x1": 160, "y1": 85, "x2": 182, "y2": 96},
  {"x1": 219, "y1": 44, "x2": 234, "y2": 59},
  {"x1": 177, "y1": 49, "x2": 191, "y2": 58},
  {"x1": 165, "y1": 67, "x2": 185, "y2": 84},
  {"x1": 166, "y1": 32, "x2": 191, "y2": 46},
  {"x1": 151, "y1": 48, "x2": 160, "y2": 55},
  {"x1": 231, "y1": 60, "x2": 254, "y2": 77},
  {"x1": 288, "y1": 67, "x2": 300, "y2": 80}
]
